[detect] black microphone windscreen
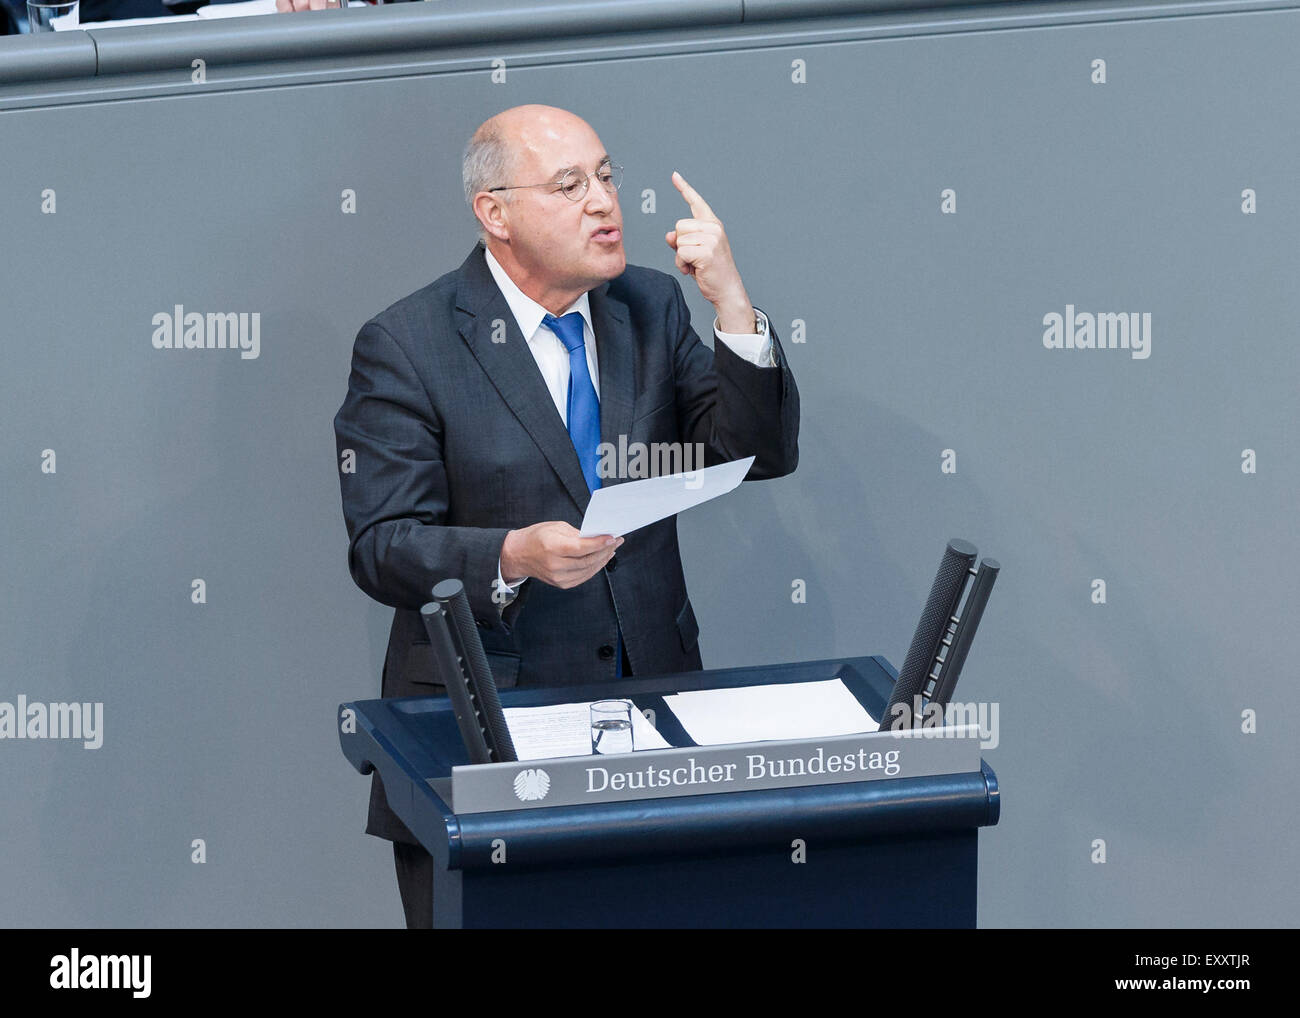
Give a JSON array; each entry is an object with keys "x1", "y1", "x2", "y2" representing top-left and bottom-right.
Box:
[{"x1": 882, "y1": 539, "x2": 977, "y2": 728}]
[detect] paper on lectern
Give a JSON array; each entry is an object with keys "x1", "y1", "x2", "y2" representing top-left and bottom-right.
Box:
[
  {"x1": 503, "y1": 701, "x2": 671, "y2": 760},
  {"x1": 662, "y1": 679, "x2": 879, "y2": 746}
]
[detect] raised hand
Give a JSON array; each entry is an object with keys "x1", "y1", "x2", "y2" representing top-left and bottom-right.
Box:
[{"x1": 665, "y1": 171, "x2": 755, "y2": 333}]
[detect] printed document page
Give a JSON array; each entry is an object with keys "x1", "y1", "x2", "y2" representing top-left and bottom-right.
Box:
[
  {"x1": 662, "y1": 679, "x2": 879, "y2": 745},
  {"x1": 504, "y1": 701, "x2": 671, "y2": 760}
]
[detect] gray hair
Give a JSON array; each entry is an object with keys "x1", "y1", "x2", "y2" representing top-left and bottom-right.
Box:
[{"x1": 462, "y1": 124, "x2": 516, "y2": 243}]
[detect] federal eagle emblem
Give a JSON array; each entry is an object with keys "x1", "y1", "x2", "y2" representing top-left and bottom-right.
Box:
[{"x1": 513, "y1": 768, "x2": 551, "y2": 802}]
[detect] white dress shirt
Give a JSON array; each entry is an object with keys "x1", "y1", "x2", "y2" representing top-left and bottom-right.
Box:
[{"x1": 482, "y1": 246, "x2": 776, "y2": 607}]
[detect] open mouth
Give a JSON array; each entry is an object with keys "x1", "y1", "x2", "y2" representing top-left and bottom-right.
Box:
[{"x1": 592, "y1": 226, "x2": 622, "y2": 243}]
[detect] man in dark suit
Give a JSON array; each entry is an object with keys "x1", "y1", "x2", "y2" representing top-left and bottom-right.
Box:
[{"x1": 333, "y1": 104, "x2": 799, "y2": 927}]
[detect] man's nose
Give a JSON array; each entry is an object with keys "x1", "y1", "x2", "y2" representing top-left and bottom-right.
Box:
[{"x1": 583, "y1": 175, "x2": 616, "y2": 214}]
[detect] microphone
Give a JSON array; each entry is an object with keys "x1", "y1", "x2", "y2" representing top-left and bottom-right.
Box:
[
  {"x1": 929, "y1": 557, "x2": 999, "y2": 709},
  {"x1": 419, "y1": 578, "x2": 517, "y2": 764},
  {"x1": 882, "y1": 539, "x2": 998, "y2": 730}
]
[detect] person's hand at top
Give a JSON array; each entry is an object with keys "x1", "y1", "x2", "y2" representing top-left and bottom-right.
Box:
[{"x1": 276, "y1": 0, "x2": 343, "y2": 11}]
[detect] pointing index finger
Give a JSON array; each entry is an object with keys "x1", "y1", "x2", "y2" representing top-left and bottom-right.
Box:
[{"x1": 672, "y1": 171, "x2": 717, "y2": 221}]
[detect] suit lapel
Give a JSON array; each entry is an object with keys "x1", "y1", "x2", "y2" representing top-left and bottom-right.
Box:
[
  {"x1": 455, "y1": 245, "x2": 630, "y2": 517},
  {"x1": 589, "y1": 282, "x2": 636, "y2": 489}
]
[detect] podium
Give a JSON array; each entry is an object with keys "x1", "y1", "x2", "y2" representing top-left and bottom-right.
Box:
[{"x1": 338, "y1": 655, "x2": 1000, "y2": 928}]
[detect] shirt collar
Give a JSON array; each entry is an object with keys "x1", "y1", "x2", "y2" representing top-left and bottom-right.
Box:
[{"x1": 483, "y1": 246, "x2": 593, "y2": 343}]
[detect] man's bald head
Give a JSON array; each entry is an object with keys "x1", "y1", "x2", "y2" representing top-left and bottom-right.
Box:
[
  {"x1": 461, "y1": 104, "x2": 625, "y2": 313},
  {"x1": 462, "y1": 105, "x2": 601, "y2": 239}
]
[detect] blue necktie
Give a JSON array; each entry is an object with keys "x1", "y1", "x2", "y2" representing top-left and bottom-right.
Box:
[
  {"x1": 543, "y1": 312, "x2": 602, "y2": 494},
  {"x1": 542, "y1": 312, "x2": 626, "y2": 676}
]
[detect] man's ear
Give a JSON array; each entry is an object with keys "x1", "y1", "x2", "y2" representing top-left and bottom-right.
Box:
[{"x1": 472, "y1": 192, "x2": 511, "y2": 243}]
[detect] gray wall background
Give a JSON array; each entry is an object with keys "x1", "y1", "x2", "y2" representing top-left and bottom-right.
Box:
[{"x1": 2, "y1": 0, "x2": 1296, "y2": 927}]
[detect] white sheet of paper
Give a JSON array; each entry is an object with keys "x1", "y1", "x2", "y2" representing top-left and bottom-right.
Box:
[
  {"x1": 579, "y1": 455, "x2": 754, "y2": 537},
  {"x1": 662, "y1": 679, "x2": 879, "y2": 746},
  {"x1": 53, "y1": 0, "x2": 361, "y2": 27},
  {"x1": 53, "y1": 12, "x2": 199, "y2": 28},
  {"x1": 196, "y1": 0, "x2": 278, "y2": 17},
  {"x1": 504, "y1": 701, "x2": 671, "y2": 761}
]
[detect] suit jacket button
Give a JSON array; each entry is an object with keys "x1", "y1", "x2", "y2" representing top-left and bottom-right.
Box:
[
  {"x1": 597, "y1": 644, "x2": 615, "y2": 660},
  {"x1": 606, "y1": 555, "x2": 618, "y2": 572}
]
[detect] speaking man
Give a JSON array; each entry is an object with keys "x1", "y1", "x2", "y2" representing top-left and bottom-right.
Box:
[{"x1": 334, "y1": 104, "x2": 800, "y2": 927}]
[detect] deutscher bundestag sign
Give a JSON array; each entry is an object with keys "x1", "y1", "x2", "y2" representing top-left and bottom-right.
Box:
[{"x1": 448, "y1": 727, "x2": 983, "y2": 814}]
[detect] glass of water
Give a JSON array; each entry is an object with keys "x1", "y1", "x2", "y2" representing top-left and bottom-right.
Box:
[
  {"x1": 590, "y1": 699, "x2": 634, "y2": 755},
  {"x1": 27, "y1": 0, "x2": 78, "y2": 31}
]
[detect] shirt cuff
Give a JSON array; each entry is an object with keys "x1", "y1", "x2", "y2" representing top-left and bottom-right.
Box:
[
  {"x1": 714, "y1": 307, "x2": 775, "y2": 367},
  {"x1": 494, "y1": 557, "x2": 526, "y2": 611}
]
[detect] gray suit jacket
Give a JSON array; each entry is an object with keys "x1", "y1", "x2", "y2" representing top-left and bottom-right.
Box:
[{"x1": 334, "y1": 243, "x2": 800, "y2": 842}]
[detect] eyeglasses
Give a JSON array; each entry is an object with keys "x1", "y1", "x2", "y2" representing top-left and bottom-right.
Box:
[{"x1": 488, "y1": 162, "x2": 624, "y2": 202}]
